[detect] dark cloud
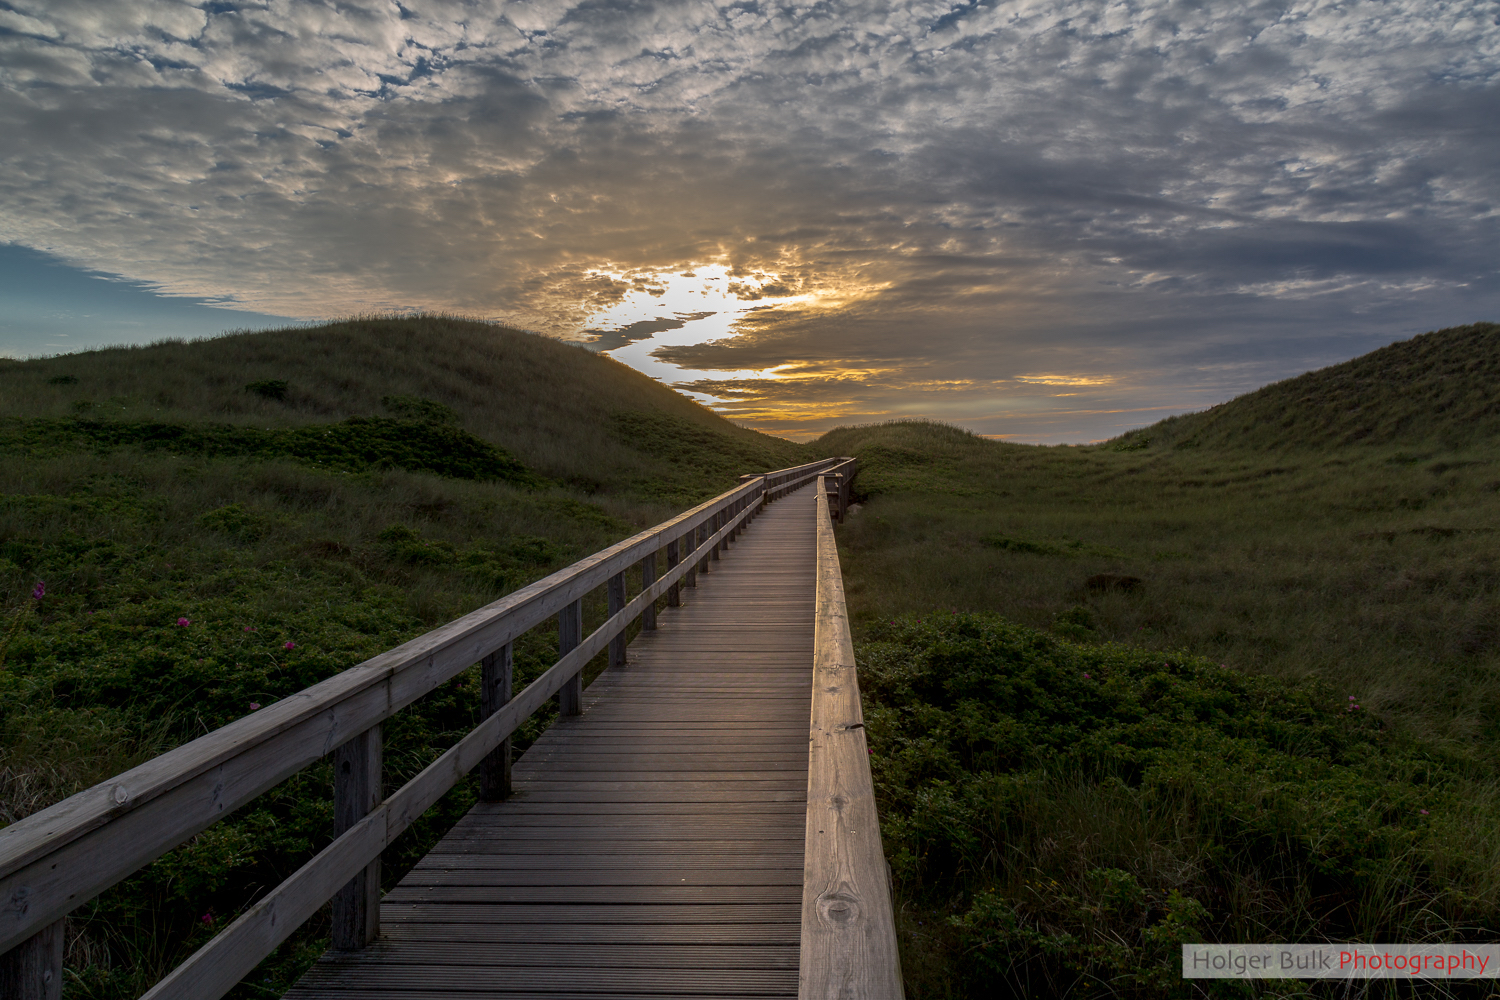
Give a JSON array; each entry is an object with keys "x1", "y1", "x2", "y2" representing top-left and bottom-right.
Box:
[
  {"x1": 584, "y1": 311, "x2": 717, "y2": 351},
  {"x1": 0, "y1": 0, "x2": 1496, "y2": 438}
]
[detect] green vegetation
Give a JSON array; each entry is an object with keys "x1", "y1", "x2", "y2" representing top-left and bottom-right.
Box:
[
  {"x1": 829, "y1": 322, "x2": 1500, "y2": 997},
  {"x1": 8, "y1": 313, "x2": 1499, "y2": 999},
  {"x1": 0, "y1": 315, "x2": 807, "y2": 998},
  {"x1": 0, "y1": 417, "x2": 541, "y2": 485}
]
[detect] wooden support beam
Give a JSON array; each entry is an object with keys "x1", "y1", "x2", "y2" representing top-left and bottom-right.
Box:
[
  {"x1": 665, "y1": 540, "x2": 681, "y2": 606},
  {"x1": 0, "y1": 919, "x2": 62, "y2": 1000},
  {"x1": 331, "y1": 726, "x2": 381, "y2": 951},
  {"x1": 641, "y1": 553, "x2": 658, "y2": 630},
  {"x1": 478, "y1": 645, "x2": 513, "y2": 801},
  {"x1": 557, "y1": 599, "x2": 583, "y2": 716},
  {"x1": 607, "y1": 571, "x2": 627, "y2": 670},
  {"x1": 685, "y1": 528, "x2": 698, "y2": 589}
]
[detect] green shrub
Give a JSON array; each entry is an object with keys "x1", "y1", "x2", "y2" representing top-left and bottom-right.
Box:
[
  {"x1": 381, "y1": 394, "x2": 458, "y2": 425},
  {"x1": 0, "y1": 417, "x2": 542, "y2": 486},
  {"x1": 862, "y1": 613, "x2": 1499, "y2": 998},
  {"x1": 244, "y1": 379, "x2": 288, "y2": 400}
]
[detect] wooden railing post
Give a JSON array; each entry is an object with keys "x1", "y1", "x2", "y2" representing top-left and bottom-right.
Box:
[
  {"x1": 685, "y1": 527, "x2": 698, "y2": 589},
  {"x1": 479, "y1": 644, "x2": 513, "y2": 801},
  {"x1": 0, "y1": 919, "x2": 62, "y2": 1000},
  {"x1": 641, "y1": 553, "x2": 658, "y2": 630},
  {"x1": 607, "y1": 571, "x2": 627, "y2": 670},
  {"x1": 666, "y1": 539, "x2": 681, "y2": 606},
  {"x1": 712, "y1": 510, "x2": 724, "y2": 560},
  {"x1": 697, "y1": 522, "x2": 712, "y2": 574},
  {"x1": 558, "y1": 599, "x2": 583, "y2": 716},
  {"x1": 332, "y1": 725, "x2": 381, "y2": 950}
]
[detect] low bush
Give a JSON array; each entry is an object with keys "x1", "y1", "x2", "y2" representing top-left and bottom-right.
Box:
[
  {"x1": 0, "y1": 417, "x2": 542, "y2": 486},
  {"x1": 862, "y1": 614, "x2": 1500, "y2": 998}
]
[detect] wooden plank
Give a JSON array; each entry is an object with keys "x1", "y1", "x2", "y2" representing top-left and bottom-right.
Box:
[
  {"x1": 381, "y1": 886, "x2": 797, "y2": 904},
  {"x1": 397, "y1": 870, "x2": 802, "y2": 888},
  {"x1": 289, "y1": 991, "x2": 792, "y2": 1000},
  {"x1": 293, "y1": 940, "x2": 800, "y2": 968},
  {"x1": 380, "y1": 904, "x2": 800, "y2": 924},
  {"x1": 666, "y1": 538, "x2": 681, "y2": 607},
  {"x1": 0, "y1": 920, "x2": 61, "y2": 1000},
  {"x1": 478, "y1": 643, "x2": 513, "y2": 801},
  {"x1": 381, "y1": 922, "x2": 799, "y2": 945},
  {"x1": 798, "y1": 479, "x2": 903, "y2": 1000},
  {"x1": 414, "y1": 854, "x2": 806, "y2": 871},
  {"x1": 331, "y1": 725, "x2": 381, "y2": 950},
  {"x1": 607, "y1": 571, "x2": 627, "y2": 670},
  {"x1": 641, "y1": 553, "x2": 658, "y2": 631},
  {"x1": 284, "y1": 965, "x2": 796, "y2": 993},
  {"x1": 558, "y1": 599, "x2": 583, "y2": 717}
]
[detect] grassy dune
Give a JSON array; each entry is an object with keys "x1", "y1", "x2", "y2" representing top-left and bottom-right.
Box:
[
  {"x1": 829, "y1": 322, "x2": 1500, "y2": 998},
  {"x1": 0, "y1": 316, "x2": 808, "y2": 998},
  {"x1": 0, "y1": 314, "x2": 802, "y2": 504}
]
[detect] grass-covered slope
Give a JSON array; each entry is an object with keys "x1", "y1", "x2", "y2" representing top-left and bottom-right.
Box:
[
  {"x1": 813, "y1": 325, "x2": 1500, "y2": 997},
  {"x1": 1128, "y1": 321, "x2": 1500, "y2": 452},
  {"x1": 0, "y1": 316, "x2": 809, "y2": 999},
  {"x1": 0, "y1": 314, "x2": 805, "y2": 504}
]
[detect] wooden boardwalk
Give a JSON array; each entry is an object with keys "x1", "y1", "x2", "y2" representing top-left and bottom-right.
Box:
[{"x1": 286, "y1": 487, "x2": 817, "y2": 999}]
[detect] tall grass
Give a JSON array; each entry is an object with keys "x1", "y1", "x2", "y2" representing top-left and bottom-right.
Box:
[
  {"x1": 822, "y1": 422, "x2": 1500, "y2": 756},
  {"x1": 0, "y1": 314, "x2": 805, "y2": 498}
]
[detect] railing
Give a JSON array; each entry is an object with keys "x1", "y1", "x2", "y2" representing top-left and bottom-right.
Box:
[
  {"x1": 801, "y1": 468, "x2": 903, "y2": 999},
  {"x1": 820, "y1": 456, "x2": 858, "y2": 522},
  {"x1": 0, "y1": 456, "x2": 847, "y2": 1000}
]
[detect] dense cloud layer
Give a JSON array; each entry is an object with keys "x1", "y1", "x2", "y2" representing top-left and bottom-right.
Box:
[{"x1": 2, "y1": 0, "x2": 1497, "y2": 439}]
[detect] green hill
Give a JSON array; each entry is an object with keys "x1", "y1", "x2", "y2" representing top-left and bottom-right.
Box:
[
  {"x1": 0, "y1": 315, "x2": 805, "y2": 504},
  {"x1": 1123, "y1": 321, "x2": 1500, "y2": 452}
]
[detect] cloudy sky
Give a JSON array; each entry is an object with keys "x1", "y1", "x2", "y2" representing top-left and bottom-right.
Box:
[{"x1": 2, "y1": 0, "x2": 1497, "y2": 441}]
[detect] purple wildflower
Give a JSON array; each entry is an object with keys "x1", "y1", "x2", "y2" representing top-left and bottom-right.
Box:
[
  {"x1": 176, "y1": 617, "x2": 191, "y2": 626},
  {"x1": 283, "y1": 640, "x2": 296, "y2": 650},
  {"x1": 31, "y1": 581, "x2": 45, "y2": 600}
]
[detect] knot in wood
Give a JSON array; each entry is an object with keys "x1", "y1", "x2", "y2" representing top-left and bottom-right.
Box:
[
  {"x1": 817, "y1": 888, "x2": 862, "y2": 926},
  {"x1": 112, "y1": 785, "x2": 129, "y2": 805}
]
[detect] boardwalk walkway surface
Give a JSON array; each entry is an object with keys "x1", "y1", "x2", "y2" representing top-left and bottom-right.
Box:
[{"x1": 286, "y1": 487, "x2": 817, "y2": 999}]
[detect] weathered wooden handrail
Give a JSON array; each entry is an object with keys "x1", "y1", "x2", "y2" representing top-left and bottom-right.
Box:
[
  {"x1": 819, "y1": 457, "x2": 858, "y2": 521},
  {"x1": 743, "y1": 457, "x2": 844, "y2": 503},
  {"x1": 0, "y1": 456, "x2": 846, "y2": 998},
  {"x1": 801, "y1": 470, "x2": 902, "y2": 999}
]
